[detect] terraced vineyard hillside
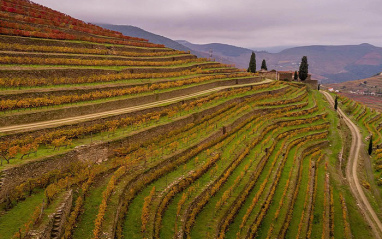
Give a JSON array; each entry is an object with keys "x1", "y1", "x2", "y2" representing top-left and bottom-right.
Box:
[
  {"x1": 0, "y1": 0, "x2": 379, "y2": 238},
  {"x1": 337, "y1": 95, "x2": 382, "y2": 183}
]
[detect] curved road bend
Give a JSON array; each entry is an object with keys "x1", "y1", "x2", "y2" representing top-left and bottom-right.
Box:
[
  {"x1": 0, "y1": 80, "x2": 272, "y2": 134},
  {"x1": 321, "y1": 90, "x2": 382, "y2": 238}
]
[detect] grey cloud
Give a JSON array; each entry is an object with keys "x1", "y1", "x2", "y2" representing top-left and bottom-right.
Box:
[{"x1": 32, "y1": 0, "x2": 382, "y2": 49}]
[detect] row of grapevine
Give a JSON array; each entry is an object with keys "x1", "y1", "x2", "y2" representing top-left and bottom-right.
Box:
[
  {"x1": 152, "y1": 153, "x2": 221, "y2": 237},
  {"x1": 61, "y1": 175, "x2": 95, "y2": 239},
  {"x1": 0, "y1": 42, "x2": 186, "y2": 57},
  {"x1": 92, "y1": 166, "x2": 127, "y2": 239},
  {"x1": 295, "y1": 156, "x2": 317, "y2": 238},
  {"x1": 322, "y1": 172, "x2": 331, "y2": 238},
  {"x1": 277, "y1": 145, "x2": 325, "y2": 238},
  {"x1": 0, "y1": 73, "x2": 252, "y2": 111},
  {"x1": 0, "y1": 55, "x2": 207, "y2": 67},
  {"x1": 0, "y1": 64, "x2": 237, "y2": 87},
  {"x1": 339, "y1": 194, "x2": 353, "y2": 238}
]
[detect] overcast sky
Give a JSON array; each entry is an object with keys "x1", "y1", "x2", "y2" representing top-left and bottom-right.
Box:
[{"x1": 32, "y1": 0, "x2": 382, "y2": 50}]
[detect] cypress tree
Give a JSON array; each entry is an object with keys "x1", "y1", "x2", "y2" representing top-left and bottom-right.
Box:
[
  {"x1": 261, "y1": 59, "x2": 267, "y2": 71},
  {"x1": 334, "y1": 96, "x2": 338, "y2": 110},
  {"x1": 294, "y1": 71, "x2": 298, "y2": 80},
  {"x1": 299, "y1": 56, "x2": 309, "y2": 81},
  {"x1": 247, "y1": 52, "x2": 256, "y2": 73},
  {"x1": 368, "y1": 136, "x2": 373, "y2": 155}
]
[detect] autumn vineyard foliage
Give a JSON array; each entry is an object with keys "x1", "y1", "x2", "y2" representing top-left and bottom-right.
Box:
[
  {"x1": 0, "y1": 1, "x2": 378, "y2": 239},
  {"x1": 337, "y1": 95, "x2": 382, "y2": 185}
]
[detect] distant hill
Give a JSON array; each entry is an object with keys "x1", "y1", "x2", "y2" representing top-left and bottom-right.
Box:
[
  {"x1": 178, "y1": 41, "x2": 382, "y2": 83},
  {"x1": 97, "y1": 24, "x2": 207, "y2": 58},
  {"x1": 325, "y1": 73, "x2": 382, "y2": 94},
  {"x1": 325, "y1": 73, "x2": 382, "y2": 111},
  {"x1": 277, "y1": 44, "x2": 382, "y2": 83},
  {"x1": 98, "y1": 24, "x2": 382, "y2": 83},
  {"x1": 323, "y1": 73, "x2": 382, "y2": 112},
  {"x1": 176, "y1": 41, "x2": 251, "y2": 68},
  {"x1": 177, "y1": 41, "x2": 253, "y2": 57}
]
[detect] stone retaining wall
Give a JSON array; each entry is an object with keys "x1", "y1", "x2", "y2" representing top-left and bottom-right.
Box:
[{"x1": 27, "y1": 190, "x2": 73, "y2": 239}]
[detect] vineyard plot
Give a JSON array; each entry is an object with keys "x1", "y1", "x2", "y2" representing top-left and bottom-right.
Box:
[{"x1": 0, "y1": 1, "x2": 377, "y2": 238}]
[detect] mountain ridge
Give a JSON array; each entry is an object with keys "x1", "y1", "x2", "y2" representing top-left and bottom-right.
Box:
[
  {"x1": 99, "y1": 24, "x2": 382, "y2": 83},
  {"x1": 181, "y1": 41, "x2": 382, "y2": 83},
  {"x1": 96, "y1": 24, "x2": 208, "y2": 58}
]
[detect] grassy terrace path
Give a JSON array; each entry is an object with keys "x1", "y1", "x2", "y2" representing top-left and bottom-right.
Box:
[
  {"x1": 0, "y1": 80, "x2": 271, "y2": 133},
  {"x1": 321, "y1": 90, "x2": 382, "y2": 238}
]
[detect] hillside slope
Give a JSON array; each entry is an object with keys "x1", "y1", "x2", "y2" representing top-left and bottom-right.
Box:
[
  {"x1": 0, "y1": 1, "x2": 380, "y2": 239},
  {"x1": 325, "y1": 74, "x2": 382, "y2": 111},
  {"x1": 326, "y1": 73, "x2": 382, "y2": 93}
]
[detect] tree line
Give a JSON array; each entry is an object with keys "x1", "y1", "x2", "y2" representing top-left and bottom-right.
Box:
[{"x1": 247, "y1": 52, "x2": 309, "y2": 81}]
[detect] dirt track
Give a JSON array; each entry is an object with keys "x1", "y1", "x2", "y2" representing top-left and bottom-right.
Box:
[
  {"x1": 321, "y1": 90, "x2": 382, "y2": 238},
  {"x1": 0, "y1": 79, "x2": 272, "y2": 134}
]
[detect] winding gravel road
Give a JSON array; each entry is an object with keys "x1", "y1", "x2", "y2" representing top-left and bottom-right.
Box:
[
  {"x1": 321, "y1": 90, "x2": 382, "y2": 238},
  {"x1": 0, "y1": 80, "x2": 272, "y2": 134}
]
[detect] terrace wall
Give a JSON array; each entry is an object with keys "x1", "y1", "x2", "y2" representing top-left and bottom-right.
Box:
[
  {"x1": 278, "y1": 72, "x2": 294, "y2": 81},
  {"x1": 258, "y1": 71, "x2": 277, "y2": 80},
  {"x1": 304, "y1": 79, "x2": 318, "y2": 90}
]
